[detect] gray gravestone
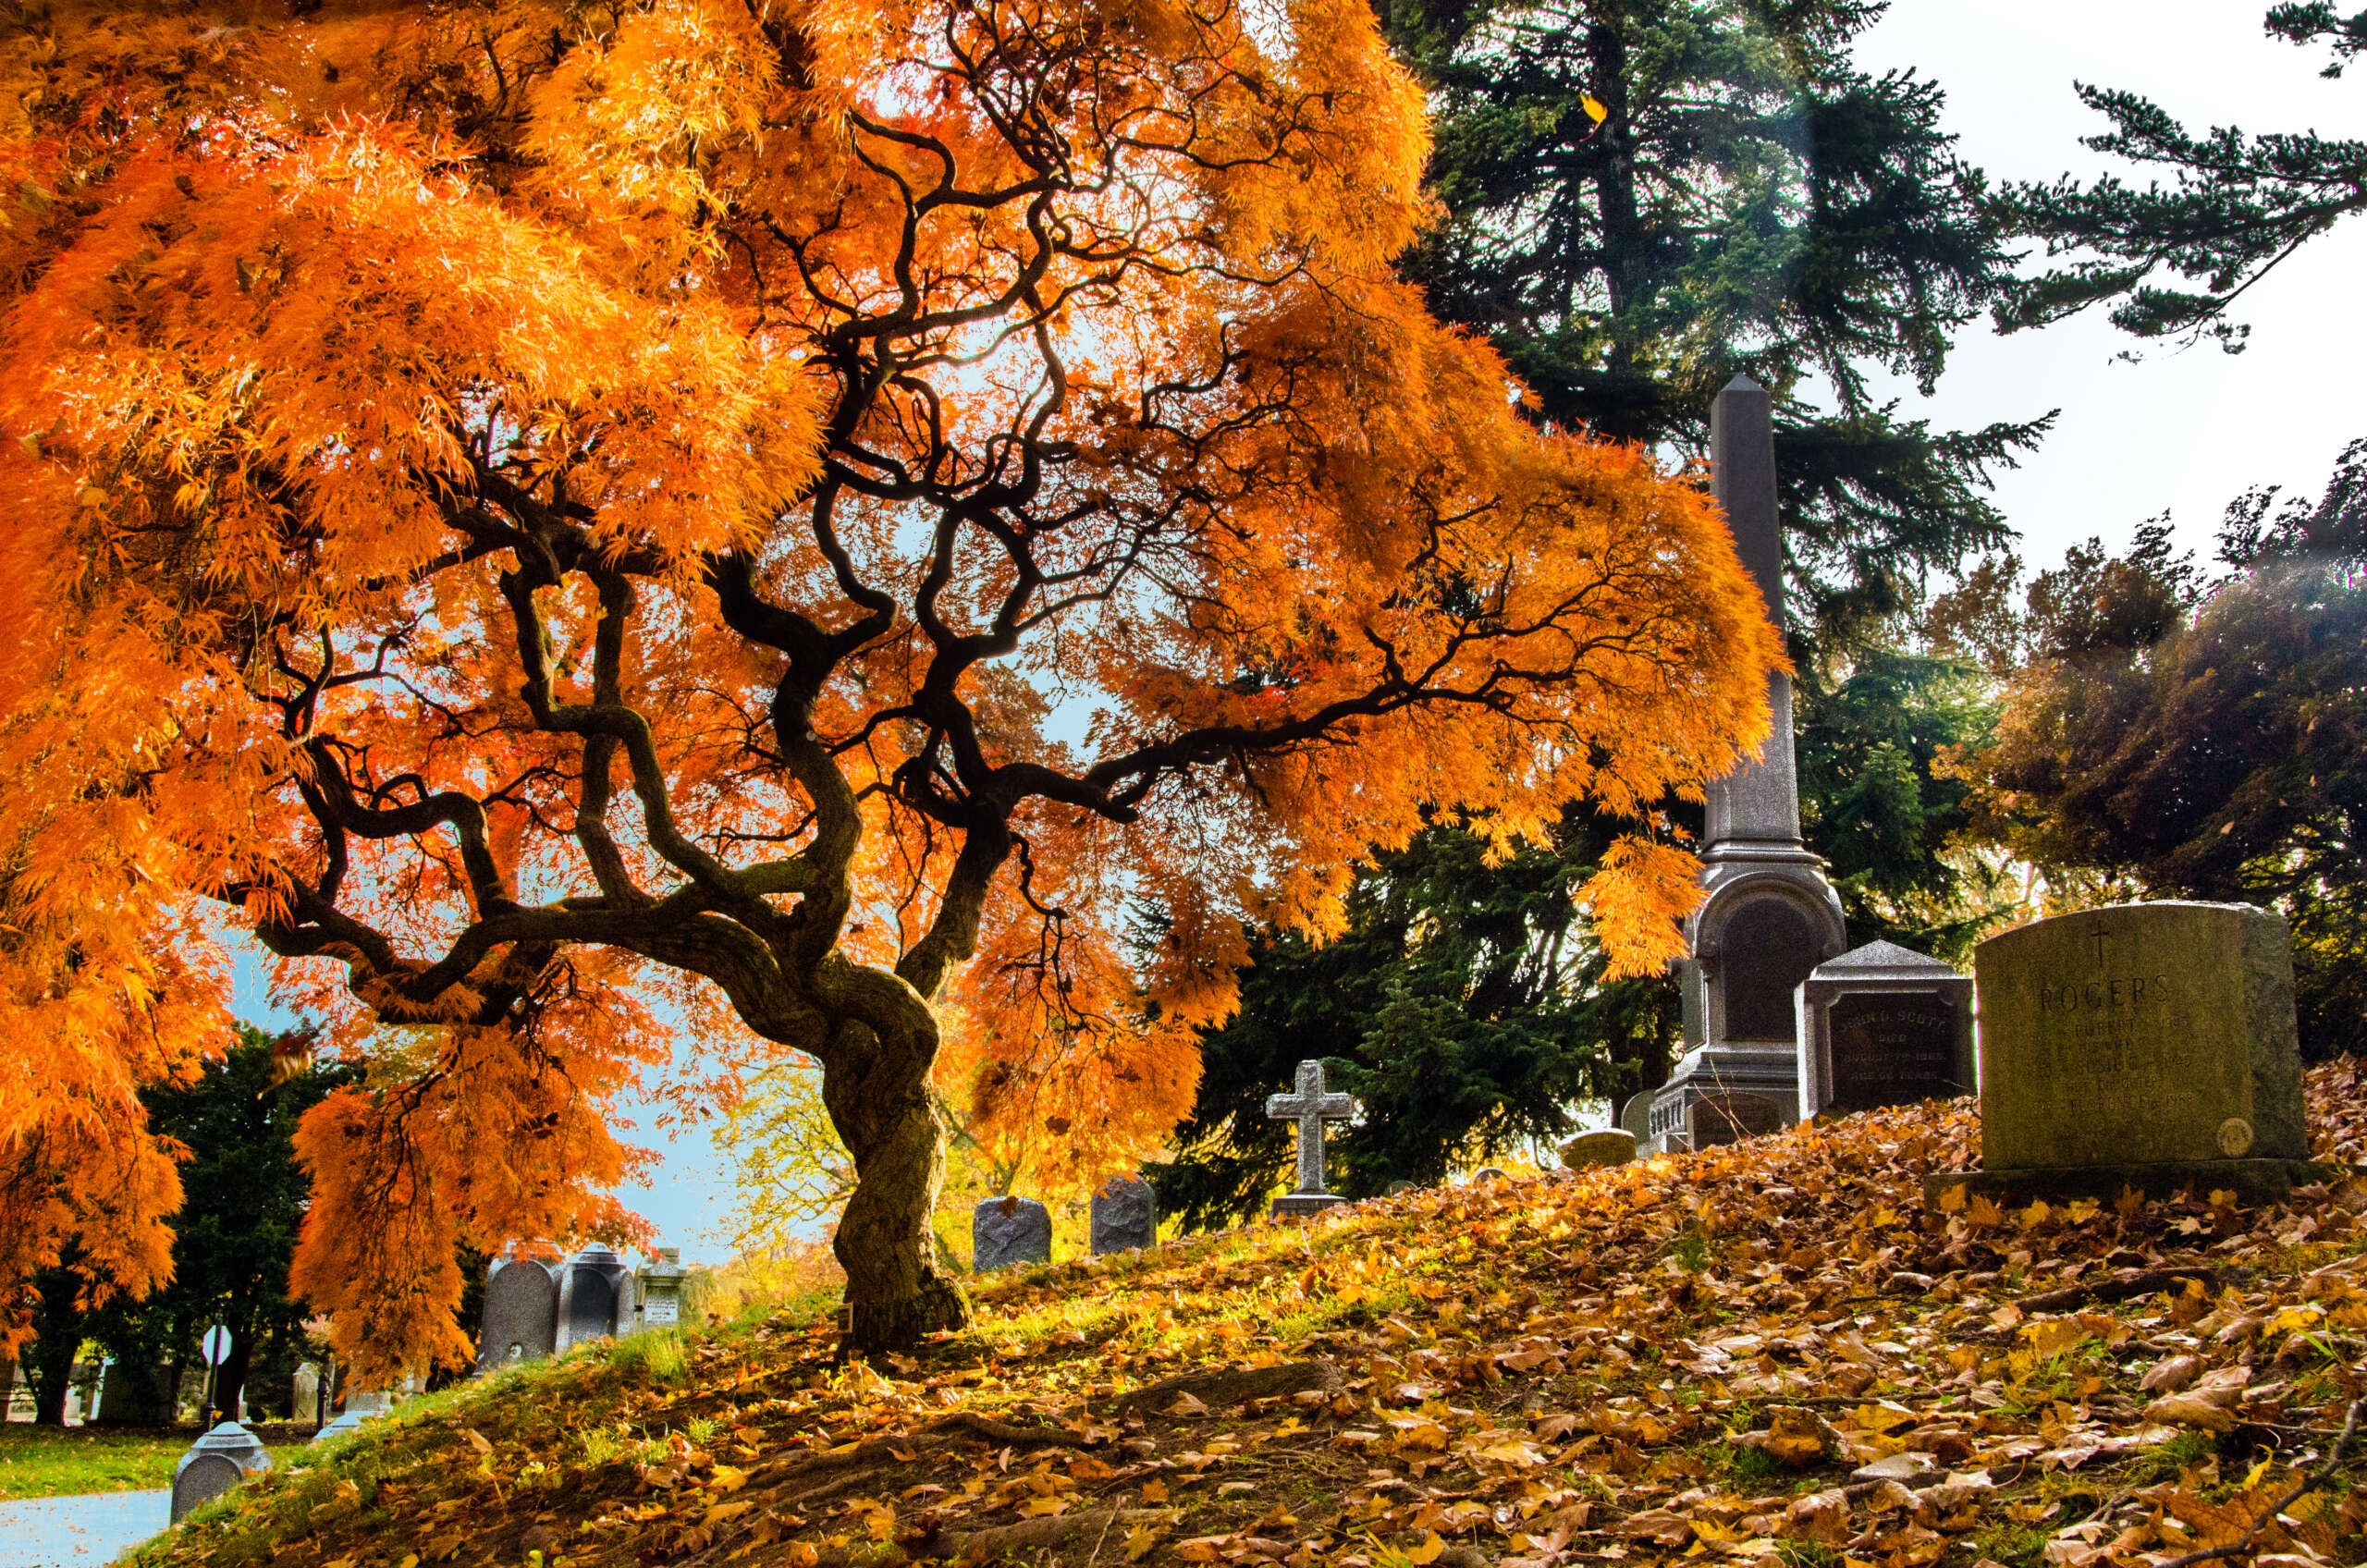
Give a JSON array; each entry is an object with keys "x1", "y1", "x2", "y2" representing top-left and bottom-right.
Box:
[
  {"x1": 476, "y1": 1248, "x2": 559, "y2": 1374},
  {"x1": 633, "y1": 1248, "x2": 687, "y2": 1334},
  {"x1": 1266, "y1": 1059, "x2": 1361, "y2": 1217},
  {"x1": 1646, "y1": 376, "x2": 1846, "y2": 1152},
  {"x1": 1559, "y1": 1129, "x2": 1637, "y2": 1170},
  {"x1": 973, "y1": 1195, "x2": 1052, "y2": 1272},
  {"x1": 556, "y1": 1244, "x2": 632, "y2": 1351},
  {"x1": 1090, "y1": 1175, "x2": 1158, "y2": 1255},
  {"x1": 1932, "y1": 901, "x2": 2323, "y2": 1207},
  {"x1": 313, "y1": 1386, "x2": 396, "y2": 1444},
  {"x1": 171, "y1": 1419, "x2": 271, "y2": 1522},
  {"x1": 290, "y1": 1363, "x2": 319, "y2": 1424},
  {"x1": 1619, "y1": 1094, "x2": 1654, "y2": 1143},
  {"x1": 1469, "y1": 1166, "x2": 1510, "y2": 1183},
  {"x1": 1797, "y1": 940, "x2": 1974, "y2": 1118}
]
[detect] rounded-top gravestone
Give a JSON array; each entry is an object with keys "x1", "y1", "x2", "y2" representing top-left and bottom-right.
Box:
[
  {"x1": 172, "y1": 1419, "x2": 271, "y2": 1523},
  {"x1": 1089, "y1": 1175, "x2": 1158, "y2": 1256},
  {"x1": 973, "y1": 1194, "x2": 1052, "y2": 1273},
  {"x1": 477, "y1": 1249, "x2": 560, "y2": 1374}
]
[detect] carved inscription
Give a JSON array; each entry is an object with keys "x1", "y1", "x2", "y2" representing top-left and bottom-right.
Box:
[{"x1": 1826, "y1": 992, "x2": 1960, "y2": 1111}]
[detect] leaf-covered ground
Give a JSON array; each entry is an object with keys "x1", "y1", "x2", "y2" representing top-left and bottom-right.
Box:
[{"x1": 140, "y1": 1061, "x2": 2367, "y2": 1568}]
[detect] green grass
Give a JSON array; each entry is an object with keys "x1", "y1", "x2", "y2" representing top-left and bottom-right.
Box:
[{"x1": 0, "y1": 1426, "x2": 229, "y2": 1500}]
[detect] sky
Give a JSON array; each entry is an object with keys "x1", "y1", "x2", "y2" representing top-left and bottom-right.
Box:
[
  {"x1": 230, "y1": 0, "x2": 2367, "y2": 1267},
  {"x1": 1848, "y1": 0, "x2": 2367, "y2": 576}
]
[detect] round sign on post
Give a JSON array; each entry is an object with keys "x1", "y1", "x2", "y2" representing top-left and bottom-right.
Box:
[{"x1": 202, "y1": 1326, "x2": 231, "y2": 1366}]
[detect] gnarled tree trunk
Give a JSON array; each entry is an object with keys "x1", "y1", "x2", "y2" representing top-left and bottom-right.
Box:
[{"x1": 826, "y1": 1044, "x2": 971, "y2": 1355}]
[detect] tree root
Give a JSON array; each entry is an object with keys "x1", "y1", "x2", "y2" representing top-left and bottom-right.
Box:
[
  {"x1": 1104, "y1": 1360, "x2": 1343, "y2": 1420},
  {"x1": 2013, "y1": 1267, "x2": 2227, "y2": 1314}
]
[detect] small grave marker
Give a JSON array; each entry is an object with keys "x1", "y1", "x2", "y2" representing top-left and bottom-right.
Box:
[
  {"x1": 973, "y1": 1195, "x2": 1052, "y2": 1273},
  {"x1": 1797, "y1": 940, "x2": 1973, "y2": 1118},
  {"x1": 1089, "y1": 1175, "x2": 1158, "y2": 1255},
  {"x1": 172, "y1": 1419, "x2": 272, "y2": 1522}
]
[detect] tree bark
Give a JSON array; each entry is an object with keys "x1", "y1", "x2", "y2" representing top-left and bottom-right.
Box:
[
  {"x1": 823, "y1": 1023, "x2": 973, "y2": 1357},
  {"x1": 27, "y1": 1268, "x2": 83, "y2": 1427}
]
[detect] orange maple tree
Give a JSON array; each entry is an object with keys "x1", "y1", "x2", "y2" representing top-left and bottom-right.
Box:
[{"x1": 0, "y1": 0, "x2": 1779, "y2": 1363}]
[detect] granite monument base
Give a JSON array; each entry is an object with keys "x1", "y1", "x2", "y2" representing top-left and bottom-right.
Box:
[
  {"x1": 1270, "y1": 1193, "x2": 1349, "y2": 1218},
  {"x1": 1925, "y1": 1158, "x2": 2338, "y2": 1209}
]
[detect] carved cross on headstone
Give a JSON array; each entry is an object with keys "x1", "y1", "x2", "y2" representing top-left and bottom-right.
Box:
[{"x1": 1266, "y1": 1060, "x2": 1359, "y2": 1215}]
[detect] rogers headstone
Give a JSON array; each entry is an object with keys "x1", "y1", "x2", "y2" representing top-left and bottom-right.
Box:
[{"x1": 1938, "y1": 900, "x2": 2321, "y2": 1206}]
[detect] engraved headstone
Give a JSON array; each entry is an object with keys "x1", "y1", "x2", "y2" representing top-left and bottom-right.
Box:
[
  {"x1": 1619, "y1": 1094, "x2": 1654, "y2": 1144},
  {"x1": 556, "y1": 1244, "x2": 632, "y2": 1351},
  {"x1": 476, "y1": 1246, "x2": 560, "y2": 1374},
  {"x1": 1931, "y1": 901, "x2": 2323, "y2": 1207},
  {"x1": 1089, "y1": 1175, "x2": 1158, "y2": 1255},
  {"x1": 634, "y1": 1247, "x2": 687, "y2": 1334},
  {"x1": 291, "y1": 1363, "x2": 319, "y2": 1424},
  {"x1": 171, "y1": 1419, "x2": 272, "y2": 1522},
  {"x1": 1797, "y1": 940, "x2": 1974, "y2": 1118},
  {"x1": 1266, "y1": 1059, "x2": 1361, "y2": 1217},
  {"x1": 1558, "y1": 1129, "x2": 1637, "y2": 1170},
  {"x1": 972, "y1": 1195, "x2": 1052, "y2": 1273}
]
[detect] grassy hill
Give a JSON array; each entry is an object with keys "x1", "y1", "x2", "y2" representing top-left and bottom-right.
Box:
[{"x1": 137, "y1": 1061, "x2": 2367, "y2": 1568}]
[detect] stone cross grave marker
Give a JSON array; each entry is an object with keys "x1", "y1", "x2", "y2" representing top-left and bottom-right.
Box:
[
  {"x1": 1930, "y1": 900, "x2": 2324, "y2": 1207},
  {"x1": 1266, "y1": 1059, "x2": 1359, "y2": 1217},
  {"x1": 973, "y1": 1195, "x2": 1052, "y2": 1273},
  {"x1": 1090, "y1": 1175, "x2": 1158, "y2": 1255}
]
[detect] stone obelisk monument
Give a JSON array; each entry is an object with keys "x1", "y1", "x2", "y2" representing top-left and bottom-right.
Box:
[{"x1": 1641, "y1": 375, "x2": 1846, "y2": 1153}]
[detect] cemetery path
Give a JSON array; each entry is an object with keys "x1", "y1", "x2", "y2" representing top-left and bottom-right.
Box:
[{"x1": 0, "y1": 1489, "x2": 167, "y2": 1567}]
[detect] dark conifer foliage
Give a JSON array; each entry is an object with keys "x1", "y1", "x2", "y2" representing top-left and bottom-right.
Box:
[
  {"x1": 1158, "y1": 0, "x2": 2039, "y2": 1221},
  {"x1": 1998, "y1": 5, "x2": 2367, "y2": 350},
  {"x1": 1969, "y1": 442, "x2": 2367, "y2": 1060}
]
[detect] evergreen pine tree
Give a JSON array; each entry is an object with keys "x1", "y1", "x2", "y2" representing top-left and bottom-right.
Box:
[{"x1": 1157, "y1": 0, "x2": 2033, "y2": 1222}]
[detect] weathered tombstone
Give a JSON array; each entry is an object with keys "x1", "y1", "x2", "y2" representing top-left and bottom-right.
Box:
[
  {"x1": 973, "y1": 1195, "x2": 1052, "y2": 1273},
  {"x1": 1266, "y1": 1059, "x2": 1362, "y2": 1217},
  {"x1": 1931, "y1": 901, "x2": 2324, "y2": 1207},
  {"x1": 291, "y1": 1364, "x2": 320, "y2": 1423},
  {"x1": 1797, "y1": 940, "x2": 1975, "y2": 1119},
  {"x1": 1646, "y1": 376, "x2": 1846, "y2": 1152},
  {"x1": 1469, "y1": 1166, "x2": 1510, "y2": 1184},
  {"x1": 1618, "y1": 1093, "x2": 1654, "y2": 1145},
  {"x1": 1385, "y1": 1180, "x2": 1417, "y2": 1196},
  {"x1": 476, "y1": 1246, "x2": 560, "y2": 1374},
  {"x1": 313, "y1": 1386, "x2": 397, "y2": 1444},
  {"x1": 1089, "y1": 1175, "x2": 1158, "y2": 1255},
  {"x1": 1559, "y1": 1129, "x2": 1637, "y2": 1170},
  {"x1": 633, "y1": 1248, "x2": 687, "y2": 1334},
  {"x1": 556, "y1": 1244, "x2": 633, "y2": 1352},
  {"x1": 171, "y1": 1419, "x2": 272, "y2": 1522}
]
